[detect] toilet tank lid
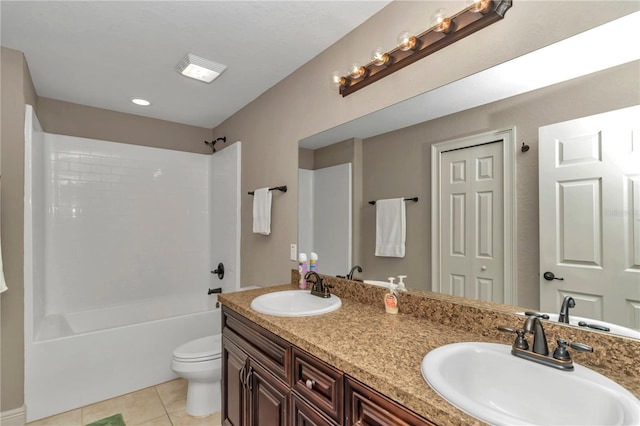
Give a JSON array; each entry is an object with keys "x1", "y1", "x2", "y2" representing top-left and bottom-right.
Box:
[{"x1": 173, "y1": 335, "x2": 221, "y2": 359}]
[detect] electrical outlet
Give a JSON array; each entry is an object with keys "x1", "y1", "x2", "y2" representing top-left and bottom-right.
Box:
[{"x1": 290, "y1": 244, "x2": 297, "y2": 261}]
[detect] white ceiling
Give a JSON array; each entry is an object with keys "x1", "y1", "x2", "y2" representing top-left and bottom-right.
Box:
[{"x1": 0, "y1": 1, "x2": 391, "y2": 129}]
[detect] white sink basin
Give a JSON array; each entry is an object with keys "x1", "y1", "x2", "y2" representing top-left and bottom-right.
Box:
[
  {"x1": 421, "y1": 342, "x2": 640, "y2": 425},
  {"x1": 525, "y1": 313, "x2": 640, "y2": 339},
  {"x1": 250, "y1": 290, "x2": 341, "y2": 317}
]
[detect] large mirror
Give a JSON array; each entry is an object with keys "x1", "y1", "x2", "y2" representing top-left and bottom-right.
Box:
[{"x1": 298, "y1": 15, "x2": 640, "y2": 338}]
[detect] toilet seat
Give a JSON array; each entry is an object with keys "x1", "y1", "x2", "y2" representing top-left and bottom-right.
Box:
[{"x1": 173, "y1": 335, "x2": 222, "y2": 363}]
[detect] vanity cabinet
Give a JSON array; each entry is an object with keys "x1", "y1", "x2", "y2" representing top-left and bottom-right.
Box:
[
  {"x1": 222, "y1": 306, "x2": 433, "y2": 426},
  {"x1": 222, "y1": 307, "x2": 291, "y2": 425}
]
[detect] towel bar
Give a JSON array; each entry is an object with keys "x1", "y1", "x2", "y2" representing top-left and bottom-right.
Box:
[{"x1": 369, "y1": 197, "x2": 418, "y2": 205}]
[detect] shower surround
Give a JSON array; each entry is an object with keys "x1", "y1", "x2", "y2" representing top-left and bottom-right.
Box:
[{"x1": 23, "y1": 105, "x2": 241, "y2": 421}]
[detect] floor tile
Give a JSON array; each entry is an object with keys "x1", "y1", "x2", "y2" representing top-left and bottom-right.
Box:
[
  {"x1": 155, "y1": 378, "x2": 187, "y2": 414},
  {"x1": 27, "y1": 409, "x2": 82, "y2": 426},
  {"x1": 136, "y1": 414, "x2": 173, "y2": 426},
  {"x1": 168, "y1": 409, "x2": 222, "y2": 426},
  {"x1": 82, "y1": 387, "x2": 166, "y2": 426}
]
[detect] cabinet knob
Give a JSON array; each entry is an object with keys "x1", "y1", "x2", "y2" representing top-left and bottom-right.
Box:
[{"x1": 305, "y1": 379, "x2": 315, "y2": 390}]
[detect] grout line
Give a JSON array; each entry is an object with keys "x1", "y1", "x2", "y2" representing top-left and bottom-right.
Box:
[{"x1": 153, "y1": 384, "x2": 174, "y2": 425}]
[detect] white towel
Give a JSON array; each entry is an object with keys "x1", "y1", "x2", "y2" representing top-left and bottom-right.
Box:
[
  {"x1": 375, "y1": 198, "x2": 406, "y2": 257},
  {"x1": 252, "y1": 187, "x2": 272, "y2": 235},
  {"x1": 0, "y1": 225, "x2": 7, "y2": 293}
]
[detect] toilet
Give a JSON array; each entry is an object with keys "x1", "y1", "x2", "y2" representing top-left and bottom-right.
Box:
[{"x1": 171, "y1": 335, "x2": 222, "y2": 417}]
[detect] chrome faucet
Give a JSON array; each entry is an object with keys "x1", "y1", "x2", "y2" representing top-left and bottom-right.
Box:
[
  {"x1": 499, "y1": 316, "x2": 593, "y2": 371},
  {"x1": 304, "y1": 271, "x2": 333, "y2": 298},
  {"x1": 558, "y1": 296, "x2": 575, "y2": 324},
  {"x1": 346, "y1": 265, "x2": 362, "y2": 281}
]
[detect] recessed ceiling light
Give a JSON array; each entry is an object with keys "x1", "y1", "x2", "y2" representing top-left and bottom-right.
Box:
[
  {"x1": 176, "y1": 53, "x2": 227, "y2": 83},
  {"x1": 131, "y1": 98, "x2": 151, "y2": 106}
]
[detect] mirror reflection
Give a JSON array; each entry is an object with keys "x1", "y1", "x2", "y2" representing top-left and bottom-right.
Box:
[{"x1": 298, "y1": 35, "x2": 640, "y2": 338}]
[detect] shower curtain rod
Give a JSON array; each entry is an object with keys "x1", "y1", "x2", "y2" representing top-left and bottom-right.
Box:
[
  {"x1": 368, "y1": 197, "x2": 418, "y2": 205},
  {"x1": 248, "y1": 185, "x2": 288, "y2": 195}
]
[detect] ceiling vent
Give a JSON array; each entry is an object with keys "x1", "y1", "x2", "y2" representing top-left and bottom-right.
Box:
[{"x1": 176, "y1": 53, "x2": 226, "y2": 83}]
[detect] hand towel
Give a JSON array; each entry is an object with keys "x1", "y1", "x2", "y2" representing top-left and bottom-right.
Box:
[
  {"x1": 252, "y1": 187, "x2": 272, "y2": 235},
  {"x1": 0, "y1": 226, "x2": 7, "y2": 293},
  {"x1": 375, "y1": 198, "x2": 406, "y2": 257}
]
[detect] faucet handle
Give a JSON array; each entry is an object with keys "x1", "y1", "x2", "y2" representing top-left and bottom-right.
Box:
[
  {"x1": 553, "y1": 339, "x2": 593, "y2": 361},
  {"x1": 568, "y1": 341, "x2": 593, "y2": 353},
  {"x1": 524, "y1": 311, "x2": 550, "y2": 320},
  {"x1": 498, "y1": 326, "x2": 529, "y2": 350}
]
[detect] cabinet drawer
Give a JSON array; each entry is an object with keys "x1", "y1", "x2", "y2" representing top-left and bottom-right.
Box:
[
  {"x1": 292, "y1": 347, "x2": 343, "y2": 424},
  {"x1": 345, "y1": 377, "x2": 435, "y2": 426},
  {"x1": 292, "y1": 393, "x2": 338, "y2": 426},
  {"x1": 223, "y1": 306, "x2": 291, "y2": 383}
]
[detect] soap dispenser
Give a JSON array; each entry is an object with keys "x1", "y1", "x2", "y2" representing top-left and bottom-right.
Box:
[
  {"x1": 396, "y1": 275, "x2": 408, "y2": 292},
  {"x1": 384, "y1": 277, "x2": 398, "y2": 314}
]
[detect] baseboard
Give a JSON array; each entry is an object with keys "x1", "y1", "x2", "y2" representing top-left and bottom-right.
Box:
[{"x1": 1, "y1": 405, "x2": 26, "y2": 426}]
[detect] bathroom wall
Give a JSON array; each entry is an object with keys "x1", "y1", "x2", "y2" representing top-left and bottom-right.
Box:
[
  {"x1": 212, "y1": 1, "x2": 639, "y2": 288},
  {"x1": 1, "y1": 46, "x2": 37, "y2": 414},
  {"x1": 37, "y1": 97, "x2": 213, "y2": 154}
]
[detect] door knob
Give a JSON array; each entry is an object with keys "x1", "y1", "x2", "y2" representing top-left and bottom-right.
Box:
[{"x1": 543, "y1": 271, "x2": 564, "y2": 281}]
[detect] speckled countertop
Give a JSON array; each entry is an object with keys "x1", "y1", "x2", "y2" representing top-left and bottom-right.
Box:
[{"x1": 219, "y1": 275, "x2": 640, "y2": 425}]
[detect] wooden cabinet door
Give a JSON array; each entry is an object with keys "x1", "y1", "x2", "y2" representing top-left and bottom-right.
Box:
[
  {"x1": 223, "y1": 337, "x2": 249, "y2": 426},
  {"x1": 292, "y1": 393, "x2": 337, "y2": 426},
  {"x1": 248, "y1": 360, "x2": 290, "y2": 426}
]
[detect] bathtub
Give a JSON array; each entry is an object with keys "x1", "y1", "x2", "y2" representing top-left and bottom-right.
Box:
[{"x1": 25, "y1": 296, "x2": 221, "y2": 422}]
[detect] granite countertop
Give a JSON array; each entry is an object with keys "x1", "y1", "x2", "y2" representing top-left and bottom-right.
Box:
[
  {"x1": 219, "y1": 283, "x2": 490, "y2": 425},
  {"x1": 220, "y1": 271, "x2": 640, "y2": 425}
]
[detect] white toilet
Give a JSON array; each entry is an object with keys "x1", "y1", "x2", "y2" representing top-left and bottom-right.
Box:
[{"x1": 171, "y1": 335, "x2": 222, "y2": 417}]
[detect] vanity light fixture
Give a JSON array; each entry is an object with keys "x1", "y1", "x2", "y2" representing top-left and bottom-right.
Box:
[
  {"x1": 176, "y1": 53, "x2": 227, "y2": 83},
  {"x1": 334, "y1": 0, "x2": 512, "y2": 97}
]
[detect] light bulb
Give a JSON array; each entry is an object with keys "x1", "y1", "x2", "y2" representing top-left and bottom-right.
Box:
[
  {"x1": 397, "y1": 31, "x2": 417, "y2": 51},
  {"x1": 348, "y1": 63, "x2": 366, "y2": 79},
  {"x1": 430, "y1": 8, "x2": 452, "y2": 33},
  {"x1": 467, "y1": 0, "x2": 491, "y2": 13},
  {"x1": 371, "y1": 47, "x2": 389, "y2": 67},
  {"x1": 330, "y1": 71, "x2": 342, "y2": 88}
]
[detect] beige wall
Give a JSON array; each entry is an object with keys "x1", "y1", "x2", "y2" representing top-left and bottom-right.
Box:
[
  {"x1": 213, "y1": 1, "x2": 639, "y2": 287},
  {"x1": 359, "y1": 61, "x2": 640, "y2": 308},
  {"x1": 38, "y1": 98, "x2": 213, "y2": 153},
  {"x1": 1, "y1": 46, "x2": 36, "y2": 412}
]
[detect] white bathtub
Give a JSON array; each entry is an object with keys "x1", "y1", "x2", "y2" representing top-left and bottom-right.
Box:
[{"x1": 26, "y1": 296, "x2": 221, "y2": 422}]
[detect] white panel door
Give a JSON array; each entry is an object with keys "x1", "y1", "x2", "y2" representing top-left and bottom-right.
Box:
[
  {"x1": 539, "y1": 106, "x2": 640, "y2": 329},
  {"x1": 210, "y1": 142, "x2": 241, "y2": 293},
  {"x1": 440, "y1": 142, "x2": 504, "y2": 302}
]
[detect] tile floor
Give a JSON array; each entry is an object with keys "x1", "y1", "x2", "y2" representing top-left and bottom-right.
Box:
[{"x1": 26, "y1": 379, "x2": 222, "y2": 426}]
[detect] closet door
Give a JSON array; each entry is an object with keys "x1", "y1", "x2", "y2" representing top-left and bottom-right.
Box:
[{"x1": 439, "y1": 141, "x2": 504, "y2": 303}]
